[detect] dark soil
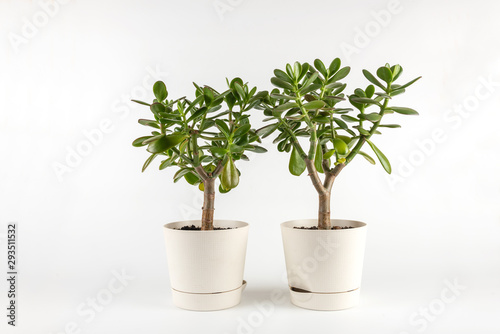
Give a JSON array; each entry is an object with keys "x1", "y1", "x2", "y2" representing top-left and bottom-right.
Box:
[
  {"x1": 294, "y1": 226, "x2": 353, "y2": 230},
  {"x1": 177, "y1": 225, "x2": 234, "y2": 231}
]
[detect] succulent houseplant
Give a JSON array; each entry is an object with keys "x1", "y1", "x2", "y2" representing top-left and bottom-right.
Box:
[
  {"x1": 257, "y1": 59, "x2": 421, "y2": 230},
  {"x1": 132, "y1": 78, "x2": 267, "y2": 230}
]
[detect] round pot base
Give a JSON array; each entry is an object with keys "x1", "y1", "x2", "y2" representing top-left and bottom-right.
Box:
[
  {"x1": 172, "y1": 281, "x2": 247, "y2": 311},
  {"x1": 289, "y1": 287, "x2": 360, "y2": 311}
]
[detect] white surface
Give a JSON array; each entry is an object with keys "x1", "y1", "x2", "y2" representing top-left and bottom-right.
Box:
[{"x1": 1, "y1": 0, "x2": 499, "y2": 333}]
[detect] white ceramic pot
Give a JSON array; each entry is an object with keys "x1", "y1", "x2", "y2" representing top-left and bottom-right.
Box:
[
  {"x1": 163, "y1": 220, "x2": 249, "y2": 311},
  {"x1": 281, "y1": 219, "x2": 367, "y2": 311}
]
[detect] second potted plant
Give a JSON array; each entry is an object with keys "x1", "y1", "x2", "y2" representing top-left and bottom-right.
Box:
[
  {"x1": 132, "y1": 78, "x2": 266, "y2": 311},
  {"x1": 258, "y1": 58, "x2": 421, "y2": 310}
]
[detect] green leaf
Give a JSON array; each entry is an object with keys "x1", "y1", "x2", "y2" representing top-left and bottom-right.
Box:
[
  {"x1": 324, "y1": 82, "x2": 343, "y2": 90},
  {"x1": 314, "y1": 143, "x2": 324, "y2": 173},
  {"x1": 358, "y1": 151, "x2": 376, "y2": 165},
  {"x1": 341, "y1": 115, "x2": 358, "y2": 123},
  {"x1": 303, "y1": 100, "x2": 325, "y2": 110},
  {"x1": 184, "y1": 172, "x2": 200, "y2": 185},
  {"x1": 273, "y1": 69, "x2": 293, "y2": 84},
  {"x1": 314, "y1": 59, "x2": 327, "y2": 77},
  {"x1": 366, "y1": 140, "x2": 391, "y2": 174},
  {"x1": 256, "y1": 123, "x2": 280, "y2": 138},
  {"x1": 245, "y1": 145, "x2": 267, "y2": 153},
  {"x1": 391, "y1": 65, "x2": 403, "y2": 81},
  {"x1": 362, "y1": 69, "x2": 385, "y2": 90},
  {"x1": 132, "y1": 136, "x2": 153, "y2": 147},
  {"x1": 379, "y1": 124, "x2": 401, "y2": 128},
  {"x1": 234, "y1": 82, "x2": 245, "y2": 100},
  {"x1": 203, "y1": 87, "x2": 214, "y2": 105},
  {"x1": 131, "y1": 99, "x2": 151, "y2": 106},
  {"x1": 323, "y1": 149, "x2": 335, "y2": 160},
  {"x1": 289, "y1": 147, "x2": 306, "y2": 176},
  {"x1": 153, "y1": 81, "x2": 167, "y2": 101},
  {"x1": 300, "y1": 83, "x2": 321, "y2": 94},
  {"x1": 365, "y1": 85, "x2": 375, "y2": 98},
  {"x1": 138, "y1": 119, "x2": 160, "y2": 129},
  {"x1": 233, "y1": 124, "x2": 251, "y2": 138},
  {"x1": 174, "y1": 168, "x2": 194, "y2": 183},
  {"x1": 219, "y1": 184, "x2": 231, "y2": 193},
  {"x1": 328, "y1": 58, "x2": 341, "y2": 75},
  {"x1": 271, "y1": 77, "x2": 294, "y2": 90},
  {"x1": 388, "y1": 106, "x2": 419, "y2": 115},
  {"x1": 377, "y1": 66, "x2": 393, "y2": 84},
  {"x1": 147, "y1": 134, "x2": 187, "y2": 154},
  {"x1": 333, "y1": 117, "x2": 349, "y2": 130},
  {"x1": 215, "y1": 119, "x2": 230, "y2": 138},
  {"x1": 275, "y1": 101, "x2": 299, "y2": 112},
  {"x1": 142, "y1": 154, "x2": 157, "y2": 172},
  {"x1": 330, "y1": 66, "x2": 350, "y2": 82},
  {"x1": 220, "y1": 158, "x2": 239, "y2": 190},
  {"x1": 270, "y1": 93, "x2": 295, "y2": 100},
  {"x1": 210, "y1": 147, "x2": 227, "y2": 159},
  {"x1": 392, "y1": 76, "x2": 422, "y2": 91},
  {"x1": 187, "y1": 107, "x2": 207, "y2": 122},
  {"x1": 333, "y1": 138, "x2": 348, "y2": 155},
  {"x1": 362, "y1": 113, "x2": 382, "y2": 122},
  {"x1": 350, "y1": 97, "x2": 382, "y2": 106}
]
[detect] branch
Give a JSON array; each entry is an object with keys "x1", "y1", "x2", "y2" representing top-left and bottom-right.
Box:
[
  {"x1": 305, "y1": 158, "x2": 327, "y2": 195},
  {"x1": 211, "y1": 160, "x2": 224, "y2": 178},
  {"x1": 194, "y1": 165, "x2": 209, "y2": 181}
]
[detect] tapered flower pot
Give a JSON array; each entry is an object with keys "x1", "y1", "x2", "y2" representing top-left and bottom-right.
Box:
[
  {"x1": 281, "y1": 219, "x2": 367, "y2": 311},
  {"x1": 163, "y1": 220, "x2": 249, "y2": 311}
]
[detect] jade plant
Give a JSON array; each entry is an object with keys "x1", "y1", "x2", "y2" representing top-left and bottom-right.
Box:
[
  {"x1": 257, "y1": 59, "x2": 421, "y2": 229},
  {"x1": 132, "y1": 78, "x2": 267, "y2": 230}
]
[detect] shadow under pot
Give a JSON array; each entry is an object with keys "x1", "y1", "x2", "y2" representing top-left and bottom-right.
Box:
[
  {"x1": 163, "y1": 220, "x2": 249, "y2": 311},
  {"x1": 281, "y1": 219, "x2": 367, "y2": 311}
]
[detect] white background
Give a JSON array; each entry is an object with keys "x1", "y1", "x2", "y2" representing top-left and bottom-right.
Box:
[{"x1": 1, "y1": 0, "x2": 500, "y2": 333}]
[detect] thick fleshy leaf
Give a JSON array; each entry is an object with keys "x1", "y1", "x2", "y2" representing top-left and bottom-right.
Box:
[
  {"x1": 392, "y1": 76, "x2": 422, "y2": 91},
  {"x1": 362, "y1": 69, "x2": 385, "y2": 89},
  {"x1": 153, "y1": 81, "x2": 167, "y2": 101},
  {"x1": 220, "y1": 158, "x2": 239, "y2": 190},
  {"x1": 271, "y1": 77, "x2": 294, "y2": 90},
  {"x1": 303, "y1": 100, "x2": 325, "y2": 110},
  {"x1": 289, "y1": 147, "x2": 306, "y2": 176},
  {"x1": 359, "y1": 151, "x2": 376, "y2": 164},
  {"x1": 314, "y1": 143, "x2": 324, "y2": 173},
  {"x1": 215, "y1": 119, "x2": 230, "y2": 138},
  {"x1": 256, "y1": 123, "x2": 280, "y2": 138},
  {"x1": 333, "y1": 138, "x2": 348, "y2": 155},
  {"x1": 147, "y1": 134, "x2": 187, "y2": 153},
  {"x1": 330, "y1": 67, "x2": 350, "y2": 82},
  {"x1": 388, "y1": 106, "x2": 419, "y2": 115},
  {"x1": 314, "y1": 59, "x2": 327, "y2": 77},
  {"x1": 142, "y1": 154, "x2": 157, "y2": 172},
  {"x1": 138, "y1": 119, "x2": 160, "y2": 129},
  {"x1": 132, "y1": 136, "x2": 153, "y2": 147},
  {"x1": 377, "y1": 67, "x2": 393, "y2": 84},
  {"x1": 366, "y1": 140, "x2": 391, "y2": 174}
]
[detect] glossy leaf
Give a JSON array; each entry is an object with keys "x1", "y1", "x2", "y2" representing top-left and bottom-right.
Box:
[
  {"x1": 367, "y1": 140, "x2": 391, "y2": 174},
  {"x1": 362, "y1": 69, "x2": 385, "y2": 89},
  {"x1": 142, "y1": 154, "x2": 157, "y2": 172},
  {"x1": 388, "y1": 106, "x2": 419, "y2": 115},
  {"x1": 220, "y1": 158, "x2": 239, "y2": 190},
  {"x1": 303, "y1": 100, "x2": 325, "y2": 110},
  {"x1": 153, "y1": 81, "x2": 167, "y2": 101},
  {"x1": 377, "y1": 66, "x2": 393, "y2": 84},
  {"x1": 132, "y1": 136, "x2": 152, "y2": 147},
  {"x1": 330, "y1": 67, "x2": 350, "y2": 82},
  {"x1": 138, "y1": 119, "x2": 160, "y2": 129},
  {"x1": 392, "y1": 76, "x2": 422, "y2": 91},
  {"x1": 359, "y1": 151, "x2": 376, "y2": 165},
  {"x1": 271, "y1": 77, "x2": 294, "y2": 90},
  {"x1": 289, "y1": 147, "x2": 306, "y2": 176},
  {"x1": 333, "y1": 138, "x2": 348, "y2": 155},
  {"x1": 147, "y1": 134, "x2": 187, "y2": 153},
  {"x1": 314, "y1": 143, "x2": 324, "y2": 173}
]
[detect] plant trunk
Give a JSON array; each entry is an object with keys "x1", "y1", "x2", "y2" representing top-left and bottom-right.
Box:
[
  {"x1": 318, "y1": 192, "x2": 331, "y2": 230},
  {"x1": 201, "y1": 177, "x2": 215, "y2": 230}
]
